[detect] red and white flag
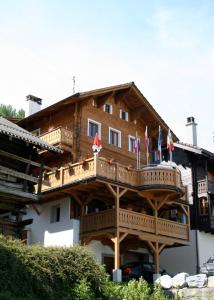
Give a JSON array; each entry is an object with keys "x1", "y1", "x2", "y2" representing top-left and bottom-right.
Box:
[
  {"x1": 92, "y1": 133, "x2": 102, "y2": 154},
  {"x1": 167, "y1": 128, "x2": 174, "y2": 152}
]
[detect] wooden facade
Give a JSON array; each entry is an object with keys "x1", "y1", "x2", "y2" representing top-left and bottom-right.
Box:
[
  {"x1": 173, "y1": 143, "x2": 214, "y2": 233},
  {"x1": 0, "y1": 117, "x2": 59, "y2": 238},
  {"x1": 19, "y1": 82, "x2": 190, "y2": 274}
]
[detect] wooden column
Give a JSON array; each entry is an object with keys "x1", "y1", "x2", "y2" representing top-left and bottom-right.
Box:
[
  {"x1": 148, "y1": 241, "x2": 166, "y2": 274},
  {"x1": 107, "y1": 184, "x2": 127, "y2": 270}
]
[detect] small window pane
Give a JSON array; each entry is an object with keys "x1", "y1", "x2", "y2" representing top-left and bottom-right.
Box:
[
  {"x1": 89, "y1": 122, "x2": 98, "y2": 137},
  {"x1": 129, "y1": 137, "x2": 135, "y2": 152},
  {"x1": 104, "y1": 104, "x2": 111, "y2": 114},
  {"x1": 50, "y1": 205, "x2": 60, "y2": 223},
  {"x1": 110, "y1": 130, "x2": 119, "y2": 146}
]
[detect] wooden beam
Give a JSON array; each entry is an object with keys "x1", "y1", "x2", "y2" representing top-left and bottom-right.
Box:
[
  {"x1": 106, "y1": 183, "x2": 117, "y2": 198},
  {"x1": 145, "y1": 198, "x2": 156, "y2": 211},
  {"x1": 0, "y1": 149, "x2": 53, "y2": 171},
  {"x1": 119, "y1": 232, "x2": 128, "y2": 243},
  {"x1": 0, "y1": 165, "x2": 38, "y2": 183},
  {"x1": 31, "y1": 204, "x2": 40, "y2": 215},
  {"x1": 0, "y1": 184, "x2": 38, "y2": 201}
]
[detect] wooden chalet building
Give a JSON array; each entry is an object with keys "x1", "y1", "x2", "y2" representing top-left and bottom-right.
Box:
[
  {"x1": 19, "y1": 82, "x2": 190, "y2": 280},
  {"x1": 160, "y1": 138, "x2": 214, "y2": 275},
  {"x1": 0, "y1": 117, "x2": 60, "y2": 239}
]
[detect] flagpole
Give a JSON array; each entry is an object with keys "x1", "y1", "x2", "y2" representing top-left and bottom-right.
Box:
[{"x1": 169, "y1": 149, "x2": 172, "y2": 162}]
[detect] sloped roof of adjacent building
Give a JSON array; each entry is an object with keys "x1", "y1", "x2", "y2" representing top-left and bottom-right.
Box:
[
  {"x1": 0, "y1": 117, "x2": 62, "y2": 153},
  {"x1": 18, "y1": 82, "x2": 178, "y2": 141},
  {"x1": 175, "y1": 141, "x2": 214, "y2": 160}
]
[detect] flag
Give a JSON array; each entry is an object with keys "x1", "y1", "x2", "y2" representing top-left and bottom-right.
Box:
[
  {"x1": 157, "y1": 126, "x2": 162, "y2": 157},
  {"x1": 134, "y1": 137, "x2": 141, "y2": 153},
  {"x1": 92, "y1": 133, "x2": 102, "y2": 153},
  {"x1": 167, "y1": 128, "x2": 174, "y2": 152},
  {"x1": 144, "y1": 126, "x2": 149, "y2": 148}
]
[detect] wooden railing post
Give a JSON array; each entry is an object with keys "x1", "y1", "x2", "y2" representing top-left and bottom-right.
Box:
[{"x1": 60, "y1": 167, "x2": 64, "y2": 186}]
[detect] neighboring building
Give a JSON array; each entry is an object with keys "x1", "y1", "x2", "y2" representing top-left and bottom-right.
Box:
[
  {"x1": 161, "y1": 117, "x2": 214, "y2": 275},
  {"x1": 0, "y1": 117, "x2": 60, "y2": 239},
  {"x1": 18, "y1": 82, "x2": 190, "y2": 280}
]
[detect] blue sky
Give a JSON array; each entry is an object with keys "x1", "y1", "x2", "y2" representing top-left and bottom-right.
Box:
[{"x1": 0, "y1": 0, "x2": 214, "y2": 150}]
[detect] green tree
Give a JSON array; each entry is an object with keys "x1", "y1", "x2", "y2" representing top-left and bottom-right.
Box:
[{"x1": 0, "y1": 104, "x2": 25, "y2": 118}]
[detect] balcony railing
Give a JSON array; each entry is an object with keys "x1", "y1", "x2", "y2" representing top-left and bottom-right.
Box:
[
  {"x1": 39, "y1": 127, "x2": 73, "y2": 147},
  {"x1": 81, "y1": 208, "x2": 189, "y2": 241},
  {"x1": 198, "y1": 179, "x2": 208, "y2": 195},
  {"x1": 42, "y1": 156, "x2": 184, "y2": 194}
]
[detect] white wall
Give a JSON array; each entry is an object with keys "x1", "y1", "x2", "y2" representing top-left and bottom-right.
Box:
[
  {"x1": 197, "y1": 231, "x2": 214, "y2": 267},
  {"x1": 24, "y1": 197, "x2": 80, "y2": 247},
  {"x1": 160, "y1": 230, "x2": 197, "y2": 276},
  {"x1": 88, "y1": 241, "x2": 114, "y2": 263}
]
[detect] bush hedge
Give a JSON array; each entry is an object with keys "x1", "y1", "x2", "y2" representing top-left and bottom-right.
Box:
[
  {"x1": 0, "y1": 235, "x2": 107, "y2": 300},
  {"x1": 0, "y1": 235, "x2": 174, "y2": 300}
]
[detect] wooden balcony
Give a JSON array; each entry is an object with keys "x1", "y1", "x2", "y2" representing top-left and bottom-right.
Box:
[
  {"x1": 198, "y1": 179, "x2": 208, "y2": 196},
  {"x1": 42, "y1": 156, "x2": 184, "y2": 197},
  {"x1": 198, "y1": 179, "x2": 214, "y2": 195},
  {"x1": 81, "y1": 208, "x2": 189, "y2": 241},
  {"x1": 39, "y1": 127, "x2": 73, "y2": 151}
]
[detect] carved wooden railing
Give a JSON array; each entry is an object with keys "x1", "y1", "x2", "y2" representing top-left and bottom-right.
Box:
[
  {"x1": 0, "y1": 219, "x2": 17, "y2": 237},
  {"x1": 42, "y1": 156, "x2": 184, "y2": 193},
  {"x1": 139, "y1": 167, "x2": 181, "y2": 188},
  {"x1": 81, "y1": 209, "x2": 116, "y2": 233},
  {"x1": 40, "y1": 127, "x2": 73, "y2": 147},
  {"x1": 119, "y1": 208, "x2": 155, "y2": 233},
  {"x1": 81, "y1": 208, "x2": 189, "y2": 241}
]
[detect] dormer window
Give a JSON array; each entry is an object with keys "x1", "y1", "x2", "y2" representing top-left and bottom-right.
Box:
[
  {"x1": 104, "y1": 103, "x2": 112, "y2": 114},
  {"x1": 120, "y1": 109, "x2": 128, "y2": 121}
]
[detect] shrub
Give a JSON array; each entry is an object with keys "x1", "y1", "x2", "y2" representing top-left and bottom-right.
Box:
[{"x1": 0, "y1": 235, "x2": 107, "y2": 300}]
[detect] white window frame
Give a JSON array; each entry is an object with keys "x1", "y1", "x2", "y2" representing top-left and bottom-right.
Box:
[
  {"x1": 103, "y1": 103, "x2": 113, "y2": 114},
  {"x1": 128, "y1": 135, "x2": 136, "y2": 152},
  {"x1": 120, "y1": 109, "x2": 129, "y2": 121},
  {"x1": 87, "y1": 118, "x2": 101, "y2": 139},
  {"x1": 109, "y1": 127, "x2": 121, "y2": 148}
]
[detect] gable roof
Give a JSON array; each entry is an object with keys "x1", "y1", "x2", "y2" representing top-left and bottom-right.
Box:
[
  {"x1": 18, "y1": 82, "x2": 178, "y2": 140},
  {"x1": 0, "y1": 117, "x2": 62, "y2": 153},
  {"x1": 175, "y1": 141, "x2": 214, "y2": 161}
]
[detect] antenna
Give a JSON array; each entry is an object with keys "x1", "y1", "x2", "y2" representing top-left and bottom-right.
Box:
[{"x1": 73, "y1": 76, "x2": 76, "y2": 94}]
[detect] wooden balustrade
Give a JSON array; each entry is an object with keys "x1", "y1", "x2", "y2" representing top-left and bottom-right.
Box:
[
  {"x1": 119, "y1": 208, "x2": 155, "y2": 233},
  {"x1": 39, "y1": 127, "x2": 73, "y2": 147},
  {"x1": 81, "y1": 209, "x2": 116, "y2": 233},
  {"x1": 81, "y1": 208, "x2": 189, "y2": 241},
  {"x1": 198, "y1": 179, "x2": 208, "y2": 195},
  {"x1": 157, "y1": 218, "x2": 188, "y2": 240},
  {"x1": 139, "y1": 167, "x2": 181, "y2": 188},
  {"x1": 42, "y1": 156, "x2": 184, "y2": 194}
]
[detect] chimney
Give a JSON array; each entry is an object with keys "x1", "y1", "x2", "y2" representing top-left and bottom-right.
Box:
[
  {"x1": 26, "y1": 95, "x2": 42, "y2": 117},
  {"x1": 185, "y1": 116, "x2": 198, "y2": 146}
]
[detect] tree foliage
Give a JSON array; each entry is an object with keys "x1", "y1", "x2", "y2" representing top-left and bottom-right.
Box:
[{"x1": 0, "y1": 103, "x2": 25, "y2": 118}]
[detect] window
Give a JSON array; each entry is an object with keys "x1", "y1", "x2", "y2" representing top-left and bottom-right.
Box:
[
  {"x1": 120, "y1": 109, "x2": 128, "y2": 121},
  {"x1": 50, "y1": 204, "x2": 60, "y2": 223},
  {"x1": 103, "y1": 103, "x2": 112, "y2": 114},
  {"x1": 87, "y1": 119, "x2": 101, "y2": 138},
  {"x1": 109, "y1": 127, "x2": 121, "y2": 147},
  {"x1": 70, "y1": 197, "x2": 81, "y2": 219},
  {"x1": 128, "y1": 135, "x2": 136, "y2": 152},
  {"x1": 199, "y1": 197, "x2": 209, "y2": 215}
]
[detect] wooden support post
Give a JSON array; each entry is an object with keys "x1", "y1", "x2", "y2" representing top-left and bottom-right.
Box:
[
  {"x1": 154, "y1": 242, "x2": 159, "y2": 274},
  {"x1": 37, "y1": 161, "x2": 44, "y2": 196}
]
